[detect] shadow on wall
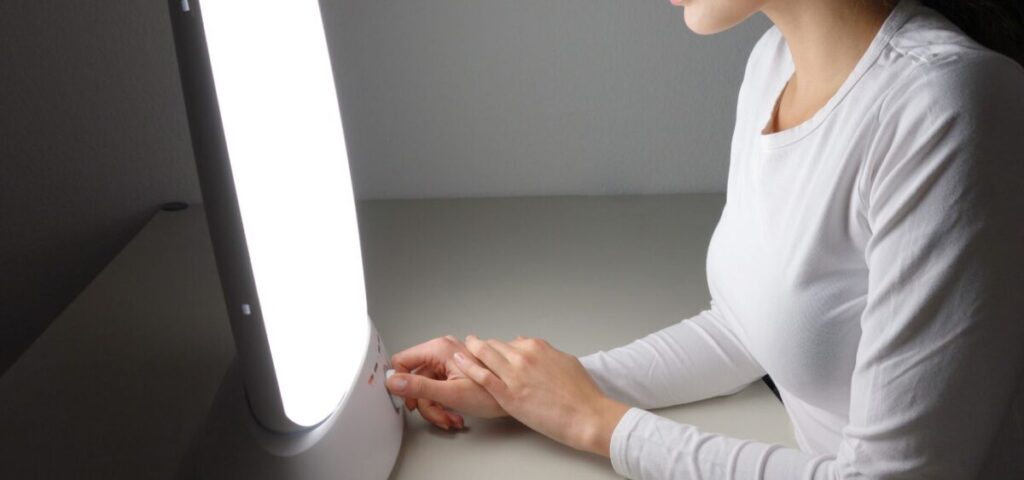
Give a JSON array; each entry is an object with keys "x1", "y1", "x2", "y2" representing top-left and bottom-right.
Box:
[{"x1": 0, "y1": 1, "x2": 201, "y2": 374}]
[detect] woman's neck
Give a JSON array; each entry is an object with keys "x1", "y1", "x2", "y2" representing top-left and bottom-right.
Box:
[{"x1": 762, "y1": 0, "x2": 894, "y2": 101}]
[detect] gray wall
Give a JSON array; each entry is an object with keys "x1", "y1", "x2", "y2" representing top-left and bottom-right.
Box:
[
  {"x1": 0, "y1": 0, "x2": 769, "y2": 373},
  {"x1": 327, "y1": 1, "x2": 770, "y2": 198}
]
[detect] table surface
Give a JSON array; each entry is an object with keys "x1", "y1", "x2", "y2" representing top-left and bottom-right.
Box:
[{"x1": 0, "y1": 194, "x2": 796, "y2": 479}]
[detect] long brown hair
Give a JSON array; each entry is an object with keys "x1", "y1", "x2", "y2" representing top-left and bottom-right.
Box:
[{"x1": 919, "y1": 0, "x2": 1024, "y2": 67}]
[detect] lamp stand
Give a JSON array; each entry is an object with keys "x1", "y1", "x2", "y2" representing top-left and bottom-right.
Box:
[{"x1": 180, "y1": 319, "x2": 404, "y2": 479}]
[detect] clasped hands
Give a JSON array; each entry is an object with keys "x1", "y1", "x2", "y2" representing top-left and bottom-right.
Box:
[{"x1": 385, "y1": 335, "x2": 629, "y2": 457}]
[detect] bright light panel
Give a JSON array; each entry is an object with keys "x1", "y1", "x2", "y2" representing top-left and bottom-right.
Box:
[{"x1": 200, "y1": 0, "x2": 368, "y2": 427}]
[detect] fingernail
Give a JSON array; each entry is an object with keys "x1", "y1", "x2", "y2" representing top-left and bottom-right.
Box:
[
  {"x1": 454, "y1": 352, "x2": 465, "y2": 364},
  {"x1": 391, "y1": 377, "x2": 408, "y2": 392}
]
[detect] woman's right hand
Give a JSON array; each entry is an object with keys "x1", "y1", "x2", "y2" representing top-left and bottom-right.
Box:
[{"x1": 387, "y1": 335, "x2": 507, "y2": 430}]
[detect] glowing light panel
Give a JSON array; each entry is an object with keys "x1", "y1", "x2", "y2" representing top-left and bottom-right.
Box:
[{"x1": 199, "y1": 0, "x2": 368, "y2": 427}]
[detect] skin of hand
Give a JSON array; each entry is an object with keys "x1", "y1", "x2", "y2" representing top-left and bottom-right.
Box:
[
  {"x1": 454, "y1": 335, "x2": 631, "y2": 457},
  {"x1": 386, "y1": 335, "x2": 507, "y2": 430}
]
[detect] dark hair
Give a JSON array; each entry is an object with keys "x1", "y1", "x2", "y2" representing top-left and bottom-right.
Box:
[{"x1": 919, "y1": 0, "x2": 1024, "y2": 67}]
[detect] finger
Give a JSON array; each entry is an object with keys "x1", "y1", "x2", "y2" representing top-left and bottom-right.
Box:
[
  {"x1": 391, "y1": 336, "x2": 461, "y2": 374},
  {"x1": 514, "y1": 336, "x2": 550, "y2": 352},
  {"x1": 448, "y1": 409, "x2": 464, "y2": 427},
  {"x1": 401, "y1": 366, "x2": 439, "y2": 412},
  {"x1": 417, "y1": 398, "x2": 451, "y2": 430},
  {"x1": 453, "y1": 352, "x2": 510, "y2": 401},
  {"x1": 386, "y1": 372, "x2": 465, "y2": 408},
  {"x1": 510, "y1": 336, "x2": 538, "y2": 349},
  {"x1": 465, "y1": 335, "x2": 513, "y2": 378},
  {"x1": 486, "y1": 339, "x2": 521, "y2": 362},
  {"x1": 444, "y1": 409, "x2": 465, "y2": 429},
  {"x1": 393, "y1": 366, "x2": 439, "y2": 412}
]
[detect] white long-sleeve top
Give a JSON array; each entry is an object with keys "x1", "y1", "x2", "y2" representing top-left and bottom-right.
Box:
[{"x1": 579, "y1": 1, "x2": 1024, "y2": 477}]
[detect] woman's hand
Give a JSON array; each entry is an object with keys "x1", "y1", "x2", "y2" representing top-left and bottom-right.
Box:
[
  {"x1": 387, "y1": 335, "x2": 507, "y2": 430},
  {"x1": 455, "y1": 335, "x2": 630, "y2": 457}
]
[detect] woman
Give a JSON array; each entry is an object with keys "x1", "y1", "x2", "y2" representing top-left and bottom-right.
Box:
[{"x1": 385, "y1": 0, "x2": 1024, "y2": 477}]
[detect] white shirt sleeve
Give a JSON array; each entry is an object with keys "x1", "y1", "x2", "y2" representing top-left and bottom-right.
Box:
[
  {"x1": 589, "y1": 55, "x2": 1024, "y2": 479},
  {"x1": 580, "y1": 302, "x2": 766, "y2": 409}
]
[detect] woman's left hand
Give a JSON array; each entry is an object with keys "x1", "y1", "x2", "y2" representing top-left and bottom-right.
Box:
[{"x1": 454, "y1": 335, "x2": 630, "y2": 457}]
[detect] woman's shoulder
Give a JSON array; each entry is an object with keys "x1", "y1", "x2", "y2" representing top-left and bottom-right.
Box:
[
  {"x1": 876, "y1": 51, "x2": 1024, "y2": 131},
  {"x1": 860, "y1": 11, "x2": 1024, "y2": 210},
  {"x1": 888, "y1": 1, "x2": 1018, "y2": 68},
  {"x1": 879, "y1": 5, "x2": 1024, "y2": 121}
]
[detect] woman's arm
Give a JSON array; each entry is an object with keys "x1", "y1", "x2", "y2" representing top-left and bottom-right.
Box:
[
  {"x1": 385, "y1": 299, "x2": 766, "y2": 428},
  {"x1": 459, "y1": 55, "x2": 1024, "y2": 478},
  {"x1": 579, "y1": 302, "x2": 766, "y2": 409}
]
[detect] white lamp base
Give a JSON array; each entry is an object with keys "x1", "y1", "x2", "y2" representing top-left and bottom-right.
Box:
[{"x1": 180, "y1": 320, "x2": 404, "y2": 479}]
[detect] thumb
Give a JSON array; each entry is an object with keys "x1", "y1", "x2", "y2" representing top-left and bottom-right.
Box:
[{"x1": 386, "y1": 373, "x2": 455, "y2": 404}]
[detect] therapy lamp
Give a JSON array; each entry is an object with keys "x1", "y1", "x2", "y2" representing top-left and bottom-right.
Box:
[{"x1": 168, "y1": 0, "x2": 404, "y2": 477}]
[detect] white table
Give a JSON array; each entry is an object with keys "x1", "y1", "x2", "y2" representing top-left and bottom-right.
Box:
[{"x1": 0, "y1": 194, "x2": 795, "y2": 479}]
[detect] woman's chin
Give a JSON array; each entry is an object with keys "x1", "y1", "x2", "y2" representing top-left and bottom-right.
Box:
[
  {"x1": 684, "y1": 11, "x2": 724, "y2": 35},
  {"x1": 683, "y1": 5, "x2": 758, "y2": 36},
  {"x1": 683, "y1": 18, "x2": 712, "y2": 35}
]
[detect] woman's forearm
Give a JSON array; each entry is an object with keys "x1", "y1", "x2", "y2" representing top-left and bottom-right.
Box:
[
  {"x1": 579, "y1": 305, "x2": 765, "y2": 409},
  {"x1": 578, "y1": 396, "x2": 631, "y2": 457}
]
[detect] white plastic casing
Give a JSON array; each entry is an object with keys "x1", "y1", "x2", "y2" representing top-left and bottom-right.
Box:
[{"x1": 183, "y1": 319, "x2": 404, "y2": 479}]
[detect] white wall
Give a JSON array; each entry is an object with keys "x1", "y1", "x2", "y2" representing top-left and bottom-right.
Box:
[{"x1": 0, "y1": 0, "x2": 769, "y2": 372}]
